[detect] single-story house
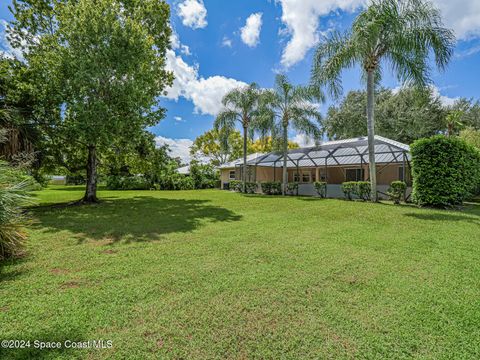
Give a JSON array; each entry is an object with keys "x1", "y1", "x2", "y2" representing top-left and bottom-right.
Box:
[{"x1": 219, "y1": 136, "x2": 411, "y2": 198}]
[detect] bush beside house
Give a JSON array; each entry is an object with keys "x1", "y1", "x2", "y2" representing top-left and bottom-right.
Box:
[{"x1": 411, "y1": 135, "x2": 480, "y2": 207}]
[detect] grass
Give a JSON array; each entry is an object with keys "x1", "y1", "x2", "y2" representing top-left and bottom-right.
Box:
[{"x1": 1, "y1": 186, "x2": 480, "y2": 359}]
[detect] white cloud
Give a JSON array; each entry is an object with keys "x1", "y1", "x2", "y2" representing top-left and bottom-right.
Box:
[
  {"x1": 240, "y1": 13, "x2": 263, "y2": 48},
  {"x1": 292, "y1": 133, "x2": 315, "y2": 147},
  {"x1": 178, "y1": 0, "x2": 207, "y2": 29},
  {"x1": 174, "y1": 116, "x2": 184, "y2": 122},
  {"x1": 222, "y1": 36, "x2": 232, "y2": 48},
  {"x1": 430, "y1": 0, "x2": 480, "y2": 40},
  {"x1": 170, "y1": 31, "x2": 191, "y2": 56},
  {"x1": 430, "y1": 85, "x2": 458, "y2": 107},
  {"x1": 164, "y1": 49, "x2": 246, "y2": 116},
  {"x1": 276, "y1": 0, "x2": 364, "y2": 68},
  {"x1": 276, "y1": 0, "x2": 480, "y2": 68},
  {"x1": 155, "y1": 136, "x2": 193, "y2": 163}
]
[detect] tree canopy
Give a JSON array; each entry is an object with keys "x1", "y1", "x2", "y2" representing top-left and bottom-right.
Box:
[{"x1": 8, "y1": 0, "x2": 173, "y2": 202}]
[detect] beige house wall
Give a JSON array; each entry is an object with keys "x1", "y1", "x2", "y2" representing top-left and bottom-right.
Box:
[{"x1": 220, "y1": 163, "x2": 410, "y2": 188}]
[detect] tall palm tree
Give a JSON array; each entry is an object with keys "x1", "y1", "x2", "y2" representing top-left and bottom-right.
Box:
[
  {"x1": 311, "y1": 0, "x2": 455, "y2": 201},
  {"x1": 263, "y1": 74, "x2": 323, "y2": 195},
  {"x1": 214, "y1": 83, "x2": 263, "y2": 192}
]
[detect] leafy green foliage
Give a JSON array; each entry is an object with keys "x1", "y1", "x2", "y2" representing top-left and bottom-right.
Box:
[
  {"x1": 286, "y1": 182, "x2": 299, "y2": 196},
  {"x1": 314, "y1": 181, "x2": 327, "y2": 198},
  {"x1": 411, "y1": 135, "x2": 480, "y2": 207},
  {"x1": 229, "y1": 180, "x2": 242, "y2": 192},
  {"x1": 388, "y1": 181, "x2": 407, "y2": 204},
  {"x1": 341, "y1": 182, "x2": 356, "y2": 200},
  {"x1": 190, "y1": 161, "x2": 218, "y2": 189},
  {"x1": 106, "y1": 175, "x2": 151, "y2": 190},
  {"x1": 324, "y1": 87, "x2": 446, "y2": 143},
  {"x1": 0, "y1": 160, "x2": 31, "y2": 261},
  {"x1": 354, "y1": 181, "x2": 371, "y2": 201},
  {"x1": 460, "y1": 128, "x2": 480, "y2": 149},
  {"x1": 190, "y1": 129, "x2": 244, "y2": 166},
  {"x1": 244, "y1": 182, "x2": 257, "y2": 194},
  {"x1": 10, "y1": 0, "x2": 174, "y2": 201},
  {"x1": 261, "y1": 182, "x2": 282, "y2": 195}
]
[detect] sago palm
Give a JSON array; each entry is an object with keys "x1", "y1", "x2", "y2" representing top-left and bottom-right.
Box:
[
  {"x1": 311, "y1": 0, "x2": 455, "y2": 201},
  {"x1": 214, "y1": 83, "x2": 264, "y2": 192},
  {"x1": 263, "y1": 74, "x2": 323, "y2": 195}
]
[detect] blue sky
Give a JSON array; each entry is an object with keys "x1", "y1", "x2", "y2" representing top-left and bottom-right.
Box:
[{"x1": 1, "y1": 0, "x2": 480, "y2": 162}]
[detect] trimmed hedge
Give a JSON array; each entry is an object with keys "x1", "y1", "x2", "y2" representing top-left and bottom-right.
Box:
[
  {"x1": 261, "y1": 182, "x2": 282, "y2": 195},
  {"x1": 313, "y1": 181, "x2": 327, "y2": 198},
  {"x1": 229, "y1": 180, "x2": 257, "y2": 193},
  {"x1": 245, "y1": 182, "x2": 257, "y2": 194},
  {"x1": 388, "y1": 181, "x2": 407, "y2": 204},
  {"x1": 229, "y1": 180, "x2": 242, "y2": 192},
  {"x1": 411, "y1": 135, "x2": 480, "y2": 207},
  {"x1": 286, "y1": 182, "x2": 299, "y2": 195},
  {"x1": 341, "y1": 182, "x2": 356, "y2": 200}
]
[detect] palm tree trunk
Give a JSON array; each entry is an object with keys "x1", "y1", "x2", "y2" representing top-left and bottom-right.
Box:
[
  {"x1": 83, "y1": 145, "x2": 98, "y2": 203},
  {"x1": 242, "y1": 125, "x2": 248, "y2": 193},
  {"x1": 282, "y1": 123, "x2": 288, "y2": 196},
  {"x1": 366, "y1": 70, "x2": 377, "y2": 202}
]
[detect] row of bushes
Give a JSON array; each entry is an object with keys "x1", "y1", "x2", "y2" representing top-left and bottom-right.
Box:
[{"x1": 106, "y1": 174, "x2": 197, "y2": 191}]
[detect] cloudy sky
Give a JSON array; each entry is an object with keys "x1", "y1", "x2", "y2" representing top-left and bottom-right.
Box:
[{"x1": 1, "y1": 0, "x2": 480, "y2": 162}]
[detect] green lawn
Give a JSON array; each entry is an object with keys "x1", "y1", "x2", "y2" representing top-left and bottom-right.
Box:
[{"x1": 1, "y1": 187, "x2": 480, "y2": 359}]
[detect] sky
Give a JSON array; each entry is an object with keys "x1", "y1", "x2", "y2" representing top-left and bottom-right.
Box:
[{"x1": 1, "y1": 0, "x2": 480, "y2": 163}]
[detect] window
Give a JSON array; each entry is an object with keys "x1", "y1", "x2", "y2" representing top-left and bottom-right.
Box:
[
  {"x1": 302, "y1": 173, "x2": 310, "y2": 183},
  {"x1": 293, "y1": 173, "x2": 300, "y2": 182},
  {"x1": 345, "y1": 168, "x2": 365, "y2": 182},
  {"x1": 229, "y1": 170, "x2": 236, "y2": 180}
]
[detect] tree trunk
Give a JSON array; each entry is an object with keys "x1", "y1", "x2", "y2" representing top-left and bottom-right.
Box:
[
  {"x1": 366, "y1": 70, "x2": 378, "y2": 202},
  {"x1": 242, "y1": 125, "x2": 248, "y2": 193},
  {"x1": 282, "y1": 123, "x2": 288, "y2": 196},
  {"x1": 83, "y1": 145, "x2": 98, "y2": 203}
]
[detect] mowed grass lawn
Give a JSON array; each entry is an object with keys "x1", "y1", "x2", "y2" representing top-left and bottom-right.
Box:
[{"x1": 1, "y1": 186, "x2": 480, "y2": 359}]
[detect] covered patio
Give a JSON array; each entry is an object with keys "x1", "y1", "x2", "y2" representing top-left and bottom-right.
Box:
[{"x1": 221, "y1": 136, "x2": 411, "y2": 198}]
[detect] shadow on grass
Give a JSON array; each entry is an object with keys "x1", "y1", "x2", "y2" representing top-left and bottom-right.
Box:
[
  {"x1": 403, "y1": 212, "x2": 479, "y2": 224},
  {"x1": 31, "y1": 196, "x2": 242, "y2": 244}
]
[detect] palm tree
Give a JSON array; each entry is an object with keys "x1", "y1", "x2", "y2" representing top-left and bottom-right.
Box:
[
  {"x1": 311, "y1": 0, "x2": 455, "y2": 201},
  {"x1": 214, "y1": 83, "x2": 263, "y2": 192},
  {"x1": 445, "y1": 110, "x2": 464, "y2": 136},
  {"x1": 263, "y1": 74, "x2": 323, "y2": 195}
]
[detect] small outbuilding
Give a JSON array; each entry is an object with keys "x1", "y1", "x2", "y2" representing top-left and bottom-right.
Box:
[{"x1": 219, "y1": 136, "x2": 411, "y2": 198}]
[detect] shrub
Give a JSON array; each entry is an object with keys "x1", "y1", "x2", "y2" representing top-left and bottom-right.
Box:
[
  {"x1": 286, "y1": 182, "x2": 299, "y2": 195},
  {"x1": 66, "y1": 174, "x2": 86, "y2": 185},
  {"x1": 261, "y1": 181, "x2": 281, "y2": 195},
  {"x1": 314, "y1": 181, "x2": 327, "y2": 198},
  {"x1": 244, "y1": 182, "x2": 257, "y2": 194},
  {"x1": 388, "y1": 181, "x2": 407, "y2": 204},
  {"x1": 0, "y1": 161, "x2": 31, "y2": 261},
  {"x1": 411, "y1": 135, "x2": 480, "y2": 207},
  {"x1": 354, "y1": 181, "x2": 371, "y2": 201},
  {"x1": 229, "y1": 180, "x2": 242, "y2": 192},
  {"x1": 190, "y1": 161, "x2": 218, "y2": 189},
  {"x1": 106, "y1": 175, "x2": 151, "y2": 190},
  {"x1": 341, "y1": 182, "x2": 356, "y2": 200}
]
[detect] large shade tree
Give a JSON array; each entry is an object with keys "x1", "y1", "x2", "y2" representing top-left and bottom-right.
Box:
[
  {"x1": 9, "y1": 0, "x2": 173, "y2": 202},
  {"x1": 214, "y1": 83, "x2": 265, "y2": 192},
  {"x1": 311, "y1": 0, "x2": 455, "y2": 201},
  {"x1": 263, "y1": 74, "x2": 323, "y2": 195}
]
